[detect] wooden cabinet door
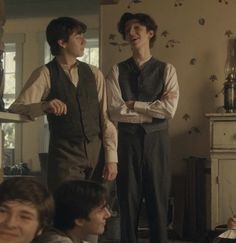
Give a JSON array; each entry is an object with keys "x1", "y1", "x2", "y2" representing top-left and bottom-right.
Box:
[{"x1": 218, "y1": 159, "x2": 236, "y2": 225}]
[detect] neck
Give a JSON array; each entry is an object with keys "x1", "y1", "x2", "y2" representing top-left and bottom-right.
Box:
[
  {"x1": 132, "y1": 47, "x2": 152, "y2": 65},
  {"x1": 56, "y1": 55, "x2": 77, "y2": 70},
  {"x1": 65, "y1": 228, "x2": 84, "y2": 243}
]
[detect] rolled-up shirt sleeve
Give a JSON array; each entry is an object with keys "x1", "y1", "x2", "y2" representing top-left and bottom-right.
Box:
[
  {"x1": 106, "y1": 65, "x2": 153, "y2": 124},
  {"x1": 8, "y1": 66, "x2": 50, "y2": 120}
]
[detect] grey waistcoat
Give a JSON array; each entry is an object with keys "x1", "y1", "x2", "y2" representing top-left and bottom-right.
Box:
[
  {"x1": 46, "y1": 59, "x2": 100, "y2": 142},
  {"x1": 118, "y1": 57, "x2": 168, "y2": 134}
]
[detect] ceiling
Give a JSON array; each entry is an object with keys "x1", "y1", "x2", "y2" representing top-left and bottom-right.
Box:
[{"x1": 5, "y1": 0, "x2": 99, "y2": 18}]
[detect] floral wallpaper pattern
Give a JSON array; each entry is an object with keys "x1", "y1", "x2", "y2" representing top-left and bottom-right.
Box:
[{"x1": 101, "y1": 0, "x2": 236, "y2": 173}]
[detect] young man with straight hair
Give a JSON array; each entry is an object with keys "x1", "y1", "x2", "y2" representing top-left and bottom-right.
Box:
[
  {"x1": 33, "y1": 179, "x2": 111, "y2": 243},
  {"x1": 0, "y1": 177, "x2": 54, "y2": 243},
  {"x1": 9, "y1": 16, "x2": 118, "y2": 191},
  {"x1": 106, "y1": 12, "x2": 179, "y2": 243}
]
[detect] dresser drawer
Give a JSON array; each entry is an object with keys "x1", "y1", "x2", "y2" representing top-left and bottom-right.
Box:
[{"x1": 212, "y1": 121, "x2": 236, "y2": 149}]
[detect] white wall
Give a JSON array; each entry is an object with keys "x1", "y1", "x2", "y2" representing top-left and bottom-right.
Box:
[{"x1": 4, "y1": 15, "x2": 99, "y2": 170}]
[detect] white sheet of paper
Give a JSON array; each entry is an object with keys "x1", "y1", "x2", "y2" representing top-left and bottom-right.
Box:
[{"x1": 218, "y1": 229, "x2": 236, "y2": 239}]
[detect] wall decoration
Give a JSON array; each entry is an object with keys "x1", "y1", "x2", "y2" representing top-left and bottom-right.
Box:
[
  {"x1": 225, "y1": 30, "x2": 233, "y2": 38},
  {"x1": 108, "y1": 33, "x2": 129, "y2": 52},
  {"x1": 128, "y1": 0, "x2": 142, "y2": 8},
  {"x1": 109, "y1": 41, "x2": 129, "y2": 52},
  {"x1": 161, "y1": 30, "x2": 169, "y2": 37},
  {"x1": 174, "y1": 0, "x2": 184, "y2": 7},
  {"x1": 209, "y1": 74, "x2": 218, "y2": 82},
  {"x1": 101, "y1": 0, "x2": 236, "y2": 177},
  {"x1": 198, "y1": 18, "x2": 206, "y2": 26},
  {"x1": 190, "y1": 58, "x2": 197, "y2": 65},
  {"x1": 218, "y1": 0, "x2": 229, "y2": 5},
  {"x1": 109, "y1": 33, "x2": 116, "y2": 40},
  {"x1": 165, "y1": 39, "x2": 180, "y2": 48},
  {"x1": 183, "y1": 113, "x2": 190, "y2": 121},
  {"x1": 188, "y1": 127, "x2": 201, "y2": 134},
  {"x1": 160, "y1": 30, "x2": 180, "y2": 49}
]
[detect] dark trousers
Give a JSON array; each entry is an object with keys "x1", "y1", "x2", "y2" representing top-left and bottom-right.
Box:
[{"x1": 117, "y1": 129, "x2": 170, "y2": 243}]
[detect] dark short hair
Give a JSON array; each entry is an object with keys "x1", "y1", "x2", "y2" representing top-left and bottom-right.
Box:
[
  {"x1": 53, "y1": 180, "x2": 107, "y2": 231},
  {"x1": 46, "y1": 16, "x2": 87, "y2": 56},
  {"x1": 118, "y1": 12, "x2": 157, "y2": 48},
  {"x1": 0, "y1": 177, "x2": 54, "y2": 229}
]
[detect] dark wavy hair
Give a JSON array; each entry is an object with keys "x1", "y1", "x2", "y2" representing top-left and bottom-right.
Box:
[
  {"x1": 0, "y1": 177, "x2": 54, "y2": 229},
  {"x1": 46, "y1": 16, "x2": 87, "y2": 56},
  {"x1": 53, "y1": 180, "x2": 107, "y2": 231},
  {"x1": 118, "y1": 12, "x2": 157, "y2": 48}
]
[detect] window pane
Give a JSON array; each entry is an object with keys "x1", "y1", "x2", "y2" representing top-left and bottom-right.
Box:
[
  {"x1": 3, "y1": 96, "x2": 15, "y2": 110},
  {"x1": 2, "y1": 44, "x2": 16, "y2": 158},
  {"x1": 89, "y1": 47, "x2": 99, "y2": 66},
  {"x1": 2, "y1": 123, "x2": 15, "y2": 149},
  {"x1": 4, "y1": 52, "x2": 16, "y2": 73},
  {"x1": 79, "y1": 48, "x2": 90, "y2": 63},
  {"x1": 4, "y1": 73, "x2": 16, "y2": 95}
]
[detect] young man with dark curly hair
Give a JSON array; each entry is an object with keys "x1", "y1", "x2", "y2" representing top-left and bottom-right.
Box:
[
  {"x1": 33, "y1": 180, "x2": 111, "y2": 243},
  {"x1": 9, "y1": 17, "x2": 118, "y2": 191},
  {"x1": 106, "y1": 12, "x2": 179, "y2": 243}
]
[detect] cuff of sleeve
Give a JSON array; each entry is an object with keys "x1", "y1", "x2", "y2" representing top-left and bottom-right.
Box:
[
  {"x1": 134, "y1": 101, "x2": 149, "y2": 114},
  {"x1": 105, "y1": 150, "x2": 118, "y2": 163}
]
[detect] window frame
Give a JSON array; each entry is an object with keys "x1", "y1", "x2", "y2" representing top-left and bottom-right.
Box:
[{"x1": 2, "y1": 33, "x2": 25, "y2": 164}]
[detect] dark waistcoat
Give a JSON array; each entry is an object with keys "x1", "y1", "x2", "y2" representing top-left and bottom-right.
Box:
[
  {"x1": 118, "y1": 57, "x2": 168, "y2": 134},
  {"x1": 46, "y1": 59, "x2": 100, "y2": 142}
]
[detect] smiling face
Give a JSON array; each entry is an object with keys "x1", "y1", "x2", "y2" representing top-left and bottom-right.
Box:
[
  {"x1": 124, "y1": 19, "x2": 154, "y2": 50},
  {"x1": 0, "y1": 200, "x2": 40, "y2": 243},
  {"x1": 76, "y1": 202, "x2": 111, "y2": 236}
]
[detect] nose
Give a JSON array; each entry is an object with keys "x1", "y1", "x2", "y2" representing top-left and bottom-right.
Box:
[
  {"x1": 4, "y1": 214, "x2": 17, "y2": 228},
  {"x1": 82, "y1": 37, "x2": 86, "y2": 45},
  {"x1": 104, "y1": 207, "x2": 111, "y2": 219},
  {"x1": 128, "y1": 26, "x2": 136, "y2": 36}
]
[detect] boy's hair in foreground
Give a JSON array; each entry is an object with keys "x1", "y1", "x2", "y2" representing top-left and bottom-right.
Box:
[
  {"x1": 53, "y1": 180, "x2": 108, "y2": 231},
  {"x1": 46, "y1": 16, "x2": 87, "y2": 56},
  {"x1": 118, "y1": 12, "x2": 157, "y2": 48},
  {"x1": 0, "y1": 177, "x2": 54, "y2": 228}
]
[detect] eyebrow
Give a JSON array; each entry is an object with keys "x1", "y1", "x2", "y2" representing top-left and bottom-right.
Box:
[{"x1": 0, "y1": 203, "x2": 38, "y2": 218}]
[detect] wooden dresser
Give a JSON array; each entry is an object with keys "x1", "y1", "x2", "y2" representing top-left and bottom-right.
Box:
[{"x1": 206, "y1": 113, "x2": 236, "y2": 229}]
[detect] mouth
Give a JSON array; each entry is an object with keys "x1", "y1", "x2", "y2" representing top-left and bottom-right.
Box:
[
  {"x1": 131, "y1": 38, "x2": 138, "y2": 42},
  {"x1": 0, "y1": 230, "x2": 19, "y2": 238},
  {"x1": 129, "y1": 37, "x2": 140, "y2": 45}
]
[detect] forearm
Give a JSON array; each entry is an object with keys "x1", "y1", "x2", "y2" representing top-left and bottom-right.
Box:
[
  {"x1": 8, "y1": 66, "x2": 50, "y2": 119},
  {"x1": 9, "y1": 102, "x2": 47, "y2": 120},
  {"x1": 106, "y1": 65, "x2": 152, "y2": 124},
  {"x1": 133, "y1": 63, "x2": 179, "y2": 119},
  {"x1": 109, "y1": 105, "x2": 152, "y2": 123},
  {"x1": 133, "y1": 97, "x2": 178, "y2": 119}
]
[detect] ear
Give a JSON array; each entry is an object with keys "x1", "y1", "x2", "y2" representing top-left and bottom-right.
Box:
[
  {"x1": 148, "y1": 30, "x2": 154, "y2": 39},
  {"x1": 57, "y1": 39, "x2": 66, "y2": 49},
  {"x1": 74, "y1": 218, "x2": 84, "y2": 227}
]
